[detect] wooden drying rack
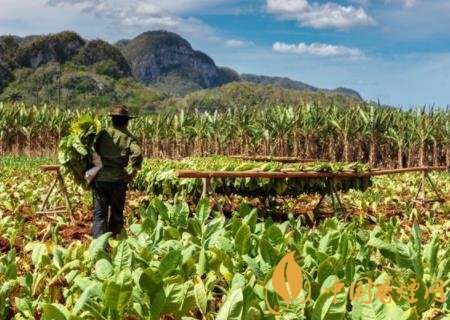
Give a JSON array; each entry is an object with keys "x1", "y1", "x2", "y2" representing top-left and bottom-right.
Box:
[
  {"x1": 176, "y1": 166, "x2": 446, "y2": 215},
  {"x1": 36, "y1": 162, "x2": 446, "y2": 217},
  {"x1": 37, "y1": 165, "x2": 73, "y2": 217}
]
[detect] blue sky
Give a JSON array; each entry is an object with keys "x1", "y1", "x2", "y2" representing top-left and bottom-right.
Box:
[{"x1": 1, "y1": 0, "x2": 450, "y2": 106}]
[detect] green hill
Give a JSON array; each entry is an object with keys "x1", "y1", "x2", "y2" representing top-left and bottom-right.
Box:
[
  {"x1": 0, "y1": 30, "x2": 364, "y2": 109},
  {"x1": 184, "y1": 81, "x2": 363, "y2": 111},
  {"x1": 241, "y1": 74, "x2": 363, "y2": 101}
]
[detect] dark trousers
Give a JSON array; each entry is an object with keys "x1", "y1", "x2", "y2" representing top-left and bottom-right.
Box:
[{"x1": 92, "y1": 181, "x2": 127, "y2": 238}]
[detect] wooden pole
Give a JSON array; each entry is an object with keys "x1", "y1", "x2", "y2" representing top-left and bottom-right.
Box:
[
  {"x1": 40, "y1": 177, "x2": 58, "y2": 212},
  {"x1": 178, "y1": 169, "x2": 334, "y2": 179},
  {"x1": 209, "y1": 179, "x2": 224, "y2": 215},
  {"x1": 37, "y1": 165, "x2": 73, "y2": 216},
  {"x1": 312, "y1": 178, "x2": 346, "y2": 215},
  {"x1": 330, "y1": 178, "x2": 346, "y2": 215},
  {"x1": 230, "y1": 155, "x2": 326, "y2": 163},
  {"x1": 421, "y1": 171, "x2": 426, "y2": 200},
  {"x1": 57, "y1": 170, "x2": 74, "y2": 217},
  {"x1": 176, "y1": 166, "x2": 447, "y2": 179},
  {"x1": 414, "y1": 170, "x2": 445, "y2": 204},
  {"x1": 201, "y1": 178, "x2": 209, "y2": 199},
  {"x1": 313, "y1": 193, "x2": 327, "y2": 215}
]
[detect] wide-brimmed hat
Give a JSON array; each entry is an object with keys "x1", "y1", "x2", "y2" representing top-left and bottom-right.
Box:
[{"x1": 109, "y1": 105, "x2": 136, "y2": 119}]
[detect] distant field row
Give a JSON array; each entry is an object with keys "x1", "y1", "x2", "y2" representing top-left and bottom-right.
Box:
[{"x1": 2, "y1": 103, "x2": 450, "y2": 169}]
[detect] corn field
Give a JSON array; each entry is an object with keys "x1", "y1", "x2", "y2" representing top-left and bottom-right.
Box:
[{"x1": 1, "y1": 102, "x2": 450, "y2": 168}]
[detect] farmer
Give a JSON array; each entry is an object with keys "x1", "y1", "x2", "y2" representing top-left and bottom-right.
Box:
[{"x1": 91, "y1": 104, "x2": 143, "y2": 238}]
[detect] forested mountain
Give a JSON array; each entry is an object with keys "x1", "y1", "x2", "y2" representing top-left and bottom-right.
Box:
[{"x1": 0, "y1": 30, "x2": 363, "y2": 110}]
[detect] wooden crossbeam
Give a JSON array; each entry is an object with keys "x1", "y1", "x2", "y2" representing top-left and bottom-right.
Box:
[
  {"x1": 176, "y1": 166, "x2": 447, "y2": 179},
  {"x1": 230, "y1": 155, "x2": 326, "y2": 163}
]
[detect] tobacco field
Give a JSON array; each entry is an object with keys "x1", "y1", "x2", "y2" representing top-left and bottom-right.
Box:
[{"x1": 1, "y1": 156, "x2": 450, "y2": 319}]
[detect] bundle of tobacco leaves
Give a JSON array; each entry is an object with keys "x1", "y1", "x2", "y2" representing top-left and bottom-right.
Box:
[{"x1": 58, "y1": 115, "x2": 101, "y2": 186}]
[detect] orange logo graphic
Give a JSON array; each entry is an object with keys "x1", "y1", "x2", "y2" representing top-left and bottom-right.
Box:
[
  {"x1": 265, "y1": 252, "x2": 311, "y2": 315},
  {"x1": 265, "y1": 252, "x2": 446, "y2": 315}
]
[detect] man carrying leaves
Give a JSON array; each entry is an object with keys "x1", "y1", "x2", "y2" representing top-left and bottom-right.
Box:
[{"x1": 91, "y1": 105, "x2": 143, "y2": 238}]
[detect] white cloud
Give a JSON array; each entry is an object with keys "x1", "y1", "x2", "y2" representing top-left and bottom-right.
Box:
[
  {"x1": 266, "y1": 0, "x2": 375, "y2": 29},
  {"x1": 267, "y1": 0, "x2": 309, "y2": 12},
  {"x1": 47, "y1": 0, "x2": 229, "y2": 14},
  {"x1": 348, "y1": 0, "x2": 370, "y2": 6},
  {"x1": 45, "y1": 0, "x2": 217, "y2": 39},
  {"x1": 225, "y1": 39, "x2": 254, "y2": 47},
  {"x1": 353, "y1": 0, "x2": 418, "y2": 8},
  {"x1": 383, "y1": 0, "x2": 419, "y2": 7},
  {"x1": 404, "y1": 0, "x2": 417, "y2": 7},
  {"x1": 273, "y1": 41, "x2": 364, "y2": 57}
]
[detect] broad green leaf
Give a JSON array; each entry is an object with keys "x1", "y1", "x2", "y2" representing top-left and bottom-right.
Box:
[
  {"x1": 238, "y1": 203, "x2": 252, "y2": 218},
  {"x1": 216, "y1": 289, "x2": 244, "y2": 320},
  {"x1": 351, "y1": 298, "x2": 409, "y2": 320},
  {"x1": 235, "y1": 223, "x2": 251, "y2": 256},
  {"x1": 259, "y1": 238, "x2": 279, "y2": 266},
  {"x1": 312, "y1": 289, "x2": 346, "y2": 320},
  {"x1": 263, "y1": 225, "x2": 284, "y2": 247},
  {"x1": 196, "y1": 198, "x2": 211, "y2": 225},
  {"x1": 95, "y1": 259, "x2": 113, "y2": 281},
  {"x1": 205, "y1": 216, "x2": 225, "y2": 240},
  {"x1": 31, "y1": 243, "x2": 49, "y2": 268},
  {"x1": 159, "y1": 282, "x2": 196, "y2": 317},
  {"x1": 401, "y1": 308, "x2": 418, "y2": 320},
  {"x1": 52, "y1": 246, "x2": 66, "y2": 269},
  {"x1": 114, "y1": 241, "x2": 132, "y2": 272},
  {"x1": 139, "y1": 267, "x2": 163, "y2": 298},
  {"x1": 73, "y1": 285, "x2": 97, "y2": 315},
  {"x1": 243, "y1": 255, "x2": 264, "y2": 278},
  {"x1": 153, "y1": 198, "x2": 170, "y2": 222},
  {"x1": 88, "y1": 232, "x2": 112, "y2": 259},
  {"x1": 396, "y1": 243, "x2": 422, "y2": 278},
  {"x1": 231, "y1": 273, "x2": 247, "y2": 291},
  {"x1": 243, "y1": 209, "x2": 258, "y2": 232},
  {"x1": 194, "y1": 281, "x2": 208, "y2": 315},
  {"x1": 197, "y1": 248, "x2": 208, "y2": 275},
  {"x1": 150, "y1": 289, "x2": 166, "y2": 320},
  {"x1": 103, "y1": 270, "x2": 133, "y2": 313},
  {"x1": 411, "y1": 221, "x2": 421, "y2": 253},
  {"x1": 42, "y1": 303, "x2": 71, "y2": 320},
  {"x1": 436, "y1": 258, "x2": 450, "y2": 280},
  {"x1": 424, "y1": 232, "x2": 439, "y2": 276},
  {"x1": 318, "y1": 257, "x2": 338, "y2": 285},
  {"x1": 160, "y1": 250, "x2": 182, "y2": 277},
  {"x1": 367, "y1": 237, "x2": 397, "y2": 262},
  {"x1": 176, "y1": 282, "x2": 197, "y2": 315},
  {"x1": 345, "y1": 257, "x2": 355, "y2": 283},
  {"x1": 14, "y1": 298, "x2": 32, "y2": 317}
]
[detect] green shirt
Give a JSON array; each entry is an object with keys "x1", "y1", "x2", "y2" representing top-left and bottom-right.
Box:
[{"x1": 94, "y1": 126, "x2": 143, "y2": 182}]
